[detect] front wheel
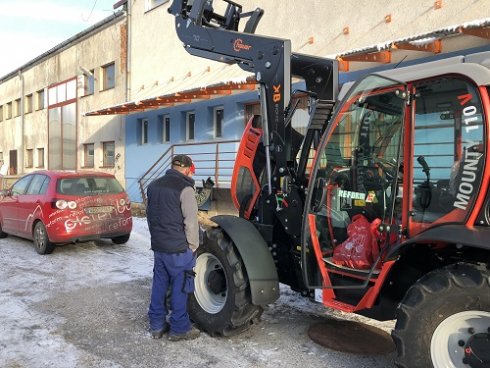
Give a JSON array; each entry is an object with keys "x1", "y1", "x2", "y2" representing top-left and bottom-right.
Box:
[
  {"x1": 112, "y1": 234, "x2": 130, "y2": 244},
  {"x1": 33, "y1": 221, "x2": 55, "y2": 255},
  {"x1": 188, "y1": 227, "x2": 263, "y2": 336},
  {"x1": 0, "y1": 220, "x2": 8, "y2": 238},
  {"x1": 393, "y1": 263, "x2": 490, "y2": 368}
]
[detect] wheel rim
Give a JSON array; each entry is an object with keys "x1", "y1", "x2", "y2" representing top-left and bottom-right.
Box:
[
  {"x1": 35, "y1": 224, "x2": 45, "y2": 250},
  {"x1": 431, "y1": 310, "x2": 490, "y2": 368},
  {"x1": 194, "y1": 252, "x2": 228, "y2": 314}
]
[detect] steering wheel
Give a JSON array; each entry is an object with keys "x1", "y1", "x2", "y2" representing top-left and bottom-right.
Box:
[{"x1": 372, "y1": 157, "x2": 398, "y2": 182}]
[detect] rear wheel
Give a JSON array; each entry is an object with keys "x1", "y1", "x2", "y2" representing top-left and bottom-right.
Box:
[
  {"x1": 33, "y1": 221, "x2": 55, "y2": 255},
  {"x1": 0, "y1": 220, "x2": 8, "y2": 238},
  {"x1": 189, "y1": 227, "x2": 263, "y2": 336},
  {"x1": 393, "y1": 263, "x2": 490, "y2": 368},
  {"x1": 112, "y1": 234, "x2": 130, "y2": 244}
]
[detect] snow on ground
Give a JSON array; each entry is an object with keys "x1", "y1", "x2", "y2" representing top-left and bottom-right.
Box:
[{"x1": 0, "y1": 217, "x2": 395, "y2": 368}]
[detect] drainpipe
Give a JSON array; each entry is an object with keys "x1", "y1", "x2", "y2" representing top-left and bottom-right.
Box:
[
  {"x1": 18, "y1": 70, "x2": 24, "y2": 174},
  {"x1": 126, "y1": 1, "x2": 132, "y2": 102}
]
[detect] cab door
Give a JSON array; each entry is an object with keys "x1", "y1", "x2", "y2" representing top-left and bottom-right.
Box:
[
  {"x1": 406, "y1": 76, "x2": 486, "y2": 236},
  {"x1": 302, "y1": 75, "x2": 408, "y2": 289}
]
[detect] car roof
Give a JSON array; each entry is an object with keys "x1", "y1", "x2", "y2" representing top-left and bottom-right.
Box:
[{"x1": 30, "y1": 170, "x2": 115, "y2": 179}]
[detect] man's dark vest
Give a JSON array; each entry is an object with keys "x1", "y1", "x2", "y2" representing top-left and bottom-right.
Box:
[{"x1": 146, "y1": 169, "x2": 194, "y2": 253}]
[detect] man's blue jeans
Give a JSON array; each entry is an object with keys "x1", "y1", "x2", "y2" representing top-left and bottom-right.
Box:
[{"x1": 148, "y1": 249, "x2": 195, "y2": 334}]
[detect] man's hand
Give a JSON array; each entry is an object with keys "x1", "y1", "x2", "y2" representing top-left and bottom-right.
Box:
[{"x1": 203, "y1": 177, "x2": 215, "y2": 189}]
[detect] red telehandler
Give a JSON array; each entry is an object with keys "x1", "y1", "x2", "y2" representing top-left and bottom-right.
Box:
[{"x1": 169, "y1": 1, "x2": 490, "y2": 367}]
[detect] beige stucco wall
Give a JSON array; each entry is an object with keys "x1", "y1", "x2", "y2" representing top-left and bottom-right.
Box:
[
  {"x1": 127, "y1": 0, "x2": 490, "y2": 101},
  {"x1": 0, "y1": 14, "x2": 127, "y2": 185}
]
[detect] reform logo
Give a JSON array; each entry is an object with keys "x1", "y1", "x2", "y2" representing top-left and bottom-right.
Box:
[{"x1": 233, "y1": 38, "x2": 252, "y2": 52}]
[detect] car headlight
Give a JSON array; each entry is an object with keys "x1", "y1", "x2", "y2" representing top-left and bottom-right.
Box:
[{"x1": 55, "y1": 200, "x2": 77, "y2": 210}]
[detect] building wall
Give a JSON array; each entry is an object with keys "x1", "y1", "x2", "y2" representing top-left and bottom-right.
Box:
[
  {"x1": 124, "y1": 89, "x2": 258, "y2": 202},
  {"x1": 126, "y1": 0, "x2": 490, "y2": 104},
  {"x1": 0, "y1": 13, "x2": 128, "y2": 184},
  {"x1": 123, "y1": 0, "x2": 490, "y2": 203}
]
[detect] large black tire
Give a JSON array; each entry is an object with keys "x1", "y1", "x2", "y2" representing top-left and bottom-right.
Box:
[
  {"x1": 112, "y1": 234, "x2": 130, "y2": 244},
  {"x1": 0, "y1": 219, "x2": 8, "y2": 238},
  {"x1": 188, "y1": 227, "x2": 263, "y2": 336},
  {"x1": 33, "y1": 221, "x2": 55, "y2": 255},
  {"x1": 393, "y1": 263, "x2": 490, "y2": 368}
]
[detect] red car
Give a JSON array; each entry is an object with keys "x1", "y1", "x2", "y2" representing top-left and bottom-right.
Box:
[{"x1": 0, "y1": 170, "x2": 132, "y2": 254}]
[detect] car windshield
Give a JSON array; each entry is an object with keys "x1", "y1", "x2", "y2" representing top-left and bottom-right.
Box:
[{"x1": 56, "y1": 177, "x2": 124, "y2": 195}]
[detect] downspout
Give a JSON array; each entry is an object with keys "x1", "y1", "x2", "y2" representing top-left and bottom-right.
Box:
[
  {"x1": 18, "y1": 70, "x2": 24, "y2": 174},
  {"x1": 126, "y1": 1, "x2": 132, "y2": 103}
]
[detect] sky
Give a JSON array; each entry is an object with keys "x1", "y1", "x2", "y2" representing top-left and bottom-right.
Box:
[{"x1": 0, "y1": 0, "x2": 118, "y2": 77}]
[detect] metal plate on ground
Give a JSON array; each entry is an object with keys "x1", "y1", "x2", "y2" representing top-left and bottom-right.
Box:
[{"x1": 308, "y1": 319, "x2": 395, "y2": 354}]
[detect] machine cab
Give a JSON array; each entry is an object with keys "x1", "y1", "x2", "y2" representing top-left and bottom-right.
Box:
[{"x1": 303, "y1": 70, "x2": 487, "y2": 295}]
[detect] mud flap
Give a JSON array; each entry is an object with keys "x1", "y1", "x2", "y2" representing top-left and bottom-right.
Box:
[{"x1": 211, "y1": 215, "x2": 280, "y2": 305}]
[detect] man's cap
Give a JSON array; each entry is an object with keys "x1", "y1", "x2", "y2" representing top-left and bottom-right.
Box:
[{"x1": 172, "y1": 154, "x2": 193, "y2": 168}]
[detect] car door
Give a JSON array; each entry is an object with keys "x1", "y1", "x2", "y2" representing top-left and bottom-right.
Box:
[
  {"x1": 2, "y1": 175, "x2": 33, "y2": 235},
  {"x1": 18, "y1": 174, "x2": 50, "y2": 238}
]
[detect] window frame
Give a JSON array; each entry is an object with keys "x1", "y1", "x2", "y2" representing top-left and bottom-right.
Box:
[
  {"x1": 101, "y1": 62, "x2": 116, "y2": 91},
  {"x1": 163, "y1": 115, "x2": 170, "y2": 142},
  {"x1": 102, "y1": 141, "x2": 115, "y2": 167},
  {"x1": 37, "y1": 148, "x2": 45, "y2": 168},
  {"x1": 83, "y1": 143, "x2": 95, "y2": 168},
  {"x1": 213, "y1": 106, "x2": 224, "y2": 138},
  {"x1": 25, "y1": 94, "x2": 33, "y2": 114},
  {"x1": 25, "y1": 149, "x2": 34, "y2": 168},
  {"x1": 186, "y1": 111, "x2": 195, "y2": 141},
  {"x1": 36, "y1": 89, "x2": 45, "y2": 110},
  {"x1": 140, "y1": 118, "x2": 149, "y2": 145}
]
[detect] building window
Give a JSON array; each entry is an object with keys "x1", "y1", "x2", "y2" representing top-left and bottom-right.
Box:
[
  {"x1": 37, "y1": 148, "x2": 44, "y2": 168},
  {"x1": 102, "y1": 62, "x2": 115, "y2": 90},
  {"x1": 6, "y1": 102, "x2": 12, "y2": 119},
  {"x1": 25, "y1": 149, "x2": 33, "y2": 168},
  {"x1": 102, "y1": 141, "x2": 115, "y2": 167},
  {"x1": 145, "y1": 0, "x2": 169, "y2": 11},
  {"x1": 25, "y1": 94, "x2": 33, "y2": 114},
  {"x1": 36, "y1": 89, "x2": 45, "y2": 110},
  {"x1": 0, "y1": 106, "x2": 3, "y2": 122},
  {"x1": 84, "y1": 143, "x2": 95, "y2": 168},
  {"x1": 186, "y1": 112, "x2": 195, "y2": 141},
  {"x1": 84, "y1": 70, "x2": 95, "y2": 96},
  {"x1": 214, "y1": 107, "x2": 224, "y2": 138},
  {"x1": 163, "y1": 115, "x2": 170, "y2": 142},
  {"x1": 14, "y1": 99, "x2": 21, "y2": 117},
  {"x1": 139, "y1": 118, "x2": 148, "y2": 145}
]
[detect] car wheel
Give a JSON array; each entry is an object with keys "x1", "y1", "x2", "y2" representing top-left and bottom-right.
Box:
[
  {"x1": 112, "y1": 234, "x2": 130, "y2": 244},
  {"x1": 393, "y1": 263, "x2": 490, "y2": 367},
  {"x1": 0, "y1": 220, "x2": 8, "y2": 238},
  {"x1": 33, "y1": 222, "x2": 55, "y2": 255}
]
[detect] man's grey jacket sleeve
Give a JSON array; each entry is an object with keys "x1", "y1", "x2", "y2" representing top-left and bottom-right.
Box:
[
  {"x1": 195, "y1": 187, "x2": 212, "y2": 207},
  {"x1": 180, "y1": 186, "x2": 199, "y2": 252}
]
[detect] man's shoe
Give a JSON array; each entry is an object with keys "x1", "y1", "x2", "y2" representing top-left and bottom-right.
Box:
[
  {"x1": 150, "y1": 324, "x2": 169, "y2": 339},
  {"x1": 168, "y1": 326, "x2": 200, "y2": 342}
]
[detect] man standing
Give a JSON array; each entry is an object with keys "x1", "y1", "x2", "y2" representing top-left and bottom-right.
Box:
[{"x1": 146, "y1": 154, "x2": 200, "y2": 341}]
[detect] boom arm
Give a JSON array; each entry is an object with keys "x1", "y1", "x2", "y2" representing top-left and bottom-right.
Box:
[{"x1": 169, "y1": 0, "x2": 338, "y2": 192}]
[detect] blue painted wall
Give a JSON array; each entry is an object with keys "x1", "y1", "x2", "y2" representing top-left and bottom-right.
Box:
[{"x1": 125, "y1": 90, "x2": 258, "y2": 202}]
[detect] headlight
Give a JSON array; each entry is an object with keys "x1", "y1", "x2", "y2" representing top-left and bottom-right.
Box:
[
  {"x1": 55, "y1": 200, "x2": 77, "y2": 210},
  {"x1": 55, "y1": 200, "x2": 67, "y2": 209}
]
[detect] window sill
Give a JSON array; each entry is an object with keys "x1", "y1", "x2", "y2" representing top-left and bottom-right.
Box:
[
  {"x1": 99, "y1": 166, "x2": 115, "y2": 169},
  {"x1": 80, "y1": 166, "x2": 95, "y2": 169}
]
